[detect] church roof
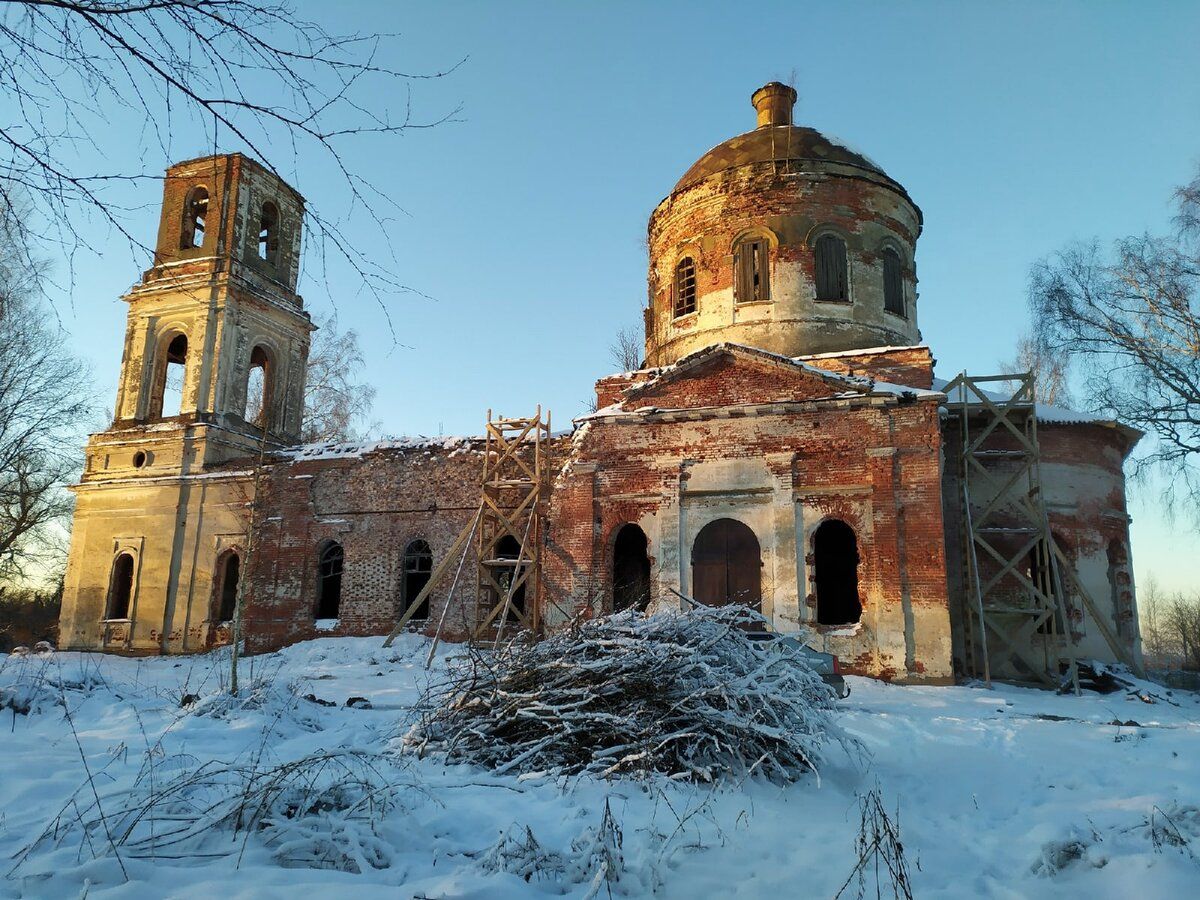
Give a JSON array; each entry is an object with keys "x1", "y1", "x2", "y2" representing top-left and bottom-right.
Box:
[{"x1": 671, "y1": 125, "x2": 894, "y2": 195}]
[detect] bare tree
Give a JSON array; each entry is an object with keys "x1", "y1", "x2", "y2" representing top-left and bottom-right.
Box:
[
  {"x1": 301, "y1": 313, "x2": 377, "y2": 444},
  {"x1": 998, "y1": 331, "x2": 1073, "y2": 407},
  {"x1": 1030, "y1": 165, "x2": 1200, "y2": 509},
  {"x1": 1163, "y1": 593, "x2": 1200, "y2": 672},
  {"x1": 607, "y1": 324, "x2": 643, "y2": 373},
  {"x1": 0, "y1": 227, "x2": 94, "y2": 582},
  {"x1": 0, "y1": 0, "x2": 460, "y2": 322}
]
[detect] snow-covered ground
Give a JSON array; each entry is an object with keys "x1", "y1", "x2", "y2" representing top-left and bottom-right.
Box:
[{"x1": 2, "y1": 636, "x2": 1198, "y2": 898}]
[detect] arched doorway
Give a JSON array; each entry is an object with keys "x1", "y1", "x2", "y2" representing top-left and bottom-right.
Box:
[
  {"x1": 105, "y1": 553, "x2": 136, "y2": 620},
  {"x1": 214, "y1": 551, "x2": 240, "y2": 623},
  {"x1": 691, "y1": 518, "x2": 761, "y2": 609},
  {"x1": 495, "y1": 534, "x2": 525, "y2": 621},
  {"x1": 813, "y1": 520, "x2": 861, "y2": 625},
  {"x1": 612, "y1": 524, "x2": 651, "y2": 612}
]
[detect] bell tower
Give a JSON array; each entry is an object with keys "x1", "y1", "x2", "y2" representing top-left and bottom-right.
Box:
[
  {"x1": 60, "y1": 154, "x2": 314, "y2": 655},
  {"x1": 99, "y1": 153, "x2": 313, "y2": 478}
]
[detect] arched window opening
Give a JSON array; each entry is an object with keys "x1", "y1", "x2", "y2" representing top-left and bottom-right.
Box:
[
  {"x1": 814, "y1": 234, "x2": 849, "y2": 302},
  {"x1": 813, "y1": 520, "x2": 861, "y2": 625},
  {"x1": 734, "y1": 237, "x2": 770, "y2": 303},
  {"x1": 672, "y1": 256, "x2": 697, "y2": 318},
  {"x1": 612, "y1": 524, "x2": 651, "y2": 613},
  {"x1": 258, "y1": 201, "x2": 279, "y2": 264},
  {"x1": 402, "y1": 539, "x2": 433, "y2": 621},
  {"x1": 1107, "y1": 539, "x2": 1132, "y2": 639},
  {"x1": 495, "y1": 534, "x2": 526, "y2": 621},
  {"x1": 152, "y1": 333, "x2": 188, "y2": 419},
  {"x1": 215, "y1": 552, "x2": 240, "y2": 623},
  {"x1": 882, "y1": 247, "x2": 905, "y2": 316},
  {"x1": 691, "y1": 518, "x2": 761, "y2": 610},
  {"x1": 106, "y1": 553, "x2": 135, "y2": 620},
  {"x1": 244, "y1": 345, "x2": 272, "y2": 428},
  {"x1": 316, "y1": 541, "x2": 344, "y2": 620},
  {"x1": 181, "y1": 187, "x2": 209, "y2": 249}
]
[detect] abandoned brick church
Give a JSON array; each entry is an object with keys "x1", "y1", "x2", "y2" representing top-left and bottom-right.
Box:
[{"x1": 58, "y1": 83, "x2": 1143, "y2": 684}]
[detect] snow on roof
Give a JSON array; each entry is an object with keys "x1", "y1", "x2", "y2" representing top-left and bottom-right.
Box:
[
  {"x1": 280, "y1": 435, "x2": 479, "y2": 462},
  {"x1": 793, "y1": 343, "x2": 929, "y2": 361},
  {"x1": 578, "y1": 343, "x2": 942, "y2": 422},
  {"x1": 932, "y1": 377, "x2": 1125, "y2": 428}
]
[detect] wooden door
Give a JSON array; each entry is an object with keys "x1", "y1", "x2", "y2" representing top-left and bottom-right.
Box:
[{"x1": 691, "y1": 518, "x2": 761, "y2": 609}]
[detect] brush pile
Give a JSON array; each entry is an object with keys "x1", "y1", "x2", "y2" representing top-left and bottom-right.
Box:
[{"x1": 406, "y1": 604, "x2": 855, "y2": 782}]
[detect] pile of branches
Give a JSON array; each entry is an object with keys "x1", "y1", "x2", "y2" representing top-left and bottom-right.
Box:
[{"x1": 406, "y1": 604, "x2": 856, "y2": 783}]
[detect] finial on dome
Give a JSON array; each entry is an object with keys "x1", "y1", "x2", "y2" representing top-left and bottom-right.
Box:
[{"x1": 751, "y1": 82, "x2": 797, "y2": 128}]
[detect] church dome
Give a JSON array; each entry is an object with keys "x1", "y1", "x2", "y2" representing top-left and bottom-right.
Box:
[
  {"x1": 644, "y1": 83, "x2": 923, "y2": 368},
  {"x1": 673, "y1": 124, "x2": 889, "y2": 194}
]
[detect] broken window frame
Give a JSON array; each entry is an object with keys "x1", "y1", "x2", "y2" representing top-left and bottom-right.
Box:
[
  {"x1": 672, "y1": 256, "x2": 698, "y2": 318},
  {"x1": 401, "y1": 539, "x2": 434, "y2": 621},
  {"x1": 813, "y1": 233, "x2": 849, "y2": 302},
  {"x1": 733, "y1": 237, "x2": 771, "y2": 304}
]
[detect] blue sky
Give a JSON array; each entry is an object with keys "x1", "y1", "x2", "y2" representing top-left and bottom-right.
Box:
[{"x1": 28, "y1": 1, "x2": 1200, "y2": 592}]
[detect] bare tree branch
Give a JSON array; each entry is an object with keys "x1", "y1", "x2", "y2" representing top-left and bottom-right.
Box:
[
  {"x1": 1029, "y1": 163, "x2": 1200, "y2": 516},
  {"x1": 0, "y1": 0, "x2": 461, "y2": 333}
]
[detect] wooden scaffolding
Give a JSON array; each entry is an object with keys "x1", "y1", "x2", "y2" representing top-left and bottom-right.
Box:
[
  {"x1": 383, "y1": 407, "x2": 550, "y2": 651},
  {"x1": 944, "y1": 372, "x2": 1141, "y2": 688},
  {"x1": 472, "y1": 408, "x2": 550, "y2": 641}
]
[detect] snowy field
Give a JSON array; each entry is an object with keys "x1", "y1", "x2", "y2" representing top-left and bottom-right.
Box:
[{"x1": 1, "y1": 635, "x2": 1199, "y2": 898}]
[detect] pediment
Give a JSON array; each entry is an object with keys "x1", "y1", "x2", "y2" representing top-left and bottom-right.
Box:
[{"x1": 621, "y1": 344, "x2": 875, "y2": 411}]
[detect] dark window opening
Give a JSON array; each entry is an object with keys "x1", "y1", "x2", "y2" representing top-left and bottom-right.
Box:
[
  {"x1": 882, "y1": 247, "x2": 905, "y2": 316},
  {"x1": 495, "y1": 534, "x2": 525, "y2": 621},
  {"x1": 734, "y1": 238, "x2": 770, "y2": 303},
  {"x1": 1107, "y1": 539, "x2": 1132, "y2": 639},
  {"x1": 814, "y1": 520, "x2": 861, "y2": 625},
  {"x1": 1028, "y1": 538, "x2": 1067, "y2": 635},
  {"x1": 132, "y1": 451, "x2": 147, "y2": 469},
  {"x1": 814, "y1": 234, "x2": 849, "y2": 302},
  {"x1": 691, "y1": 518, "x2": 761, "y2": 610},
  {"x1": 216, "y1": 552, "x2": 240, "y2": 622},
  {"x1": 106, "y1": 553, "x2": 135, "y2": 620},
  {"x1": 612, "y1": 524, "x2": 651, "y2": 613},
  {"x1": 316, "y1": 542, "x2": 344, "y2": 619},
  {"x1": 182, "y1": 187, "x2": 209, "y2": 249},
  {"x1": 673, "y1": 257, "x2": 697, "y2": 317},
  {"x1": 244, "y1": 345, "x2": 272, "y2": 428},
  {"x1": 152, "y1": 333, "x2": 188, "y2": 419},
  {"x1": 402, "y1": 539, "x2": 433, "y2": 621},
  {"x1": 258, "y1": 201, "x2": 279, "y2": 264}
]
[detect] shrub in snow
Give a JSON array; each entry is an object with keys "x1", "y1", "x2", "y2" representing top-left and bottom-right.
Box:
[
  {"x1": 407, "y1": 604, "x2": 857, "y2": 782},
  {"x1": 183, "y1": 676, "x2": 324, "y2": 734},
  {"x1": 15, "y1": 749, "x2": 409, "y2": 874}
]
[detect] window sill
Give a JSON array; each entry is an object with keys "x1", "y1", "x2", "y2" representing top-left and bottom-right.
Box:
[
  {"x1": 314, "y1": 618, "x2": 340, "y2": 632},
  {"x1": 671, "y1": 312, "x2": 698, "y2": 324},
  {"x1": 813, "y1": 297, "x2": 851, "y2": 305},
  {"x1": 102, "y1": 618, "x2": 133, "y2": 625},
  {"x1": 883, "y1": 308, "x2": 908, "y2": 321},
  {"x1": 734, "y1": 298, "x2": 772, "y2": 307}
]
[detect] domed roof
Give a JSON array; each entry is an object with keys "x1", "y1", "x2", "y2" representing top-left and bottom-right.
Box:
[{"x1": 672, "y1": 124, "x2": 889, "y2": 194}]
